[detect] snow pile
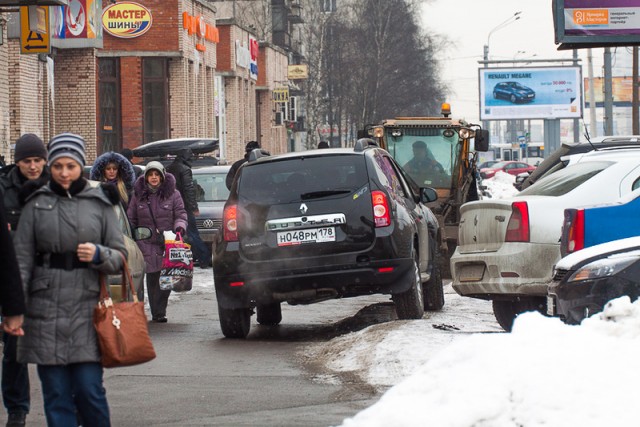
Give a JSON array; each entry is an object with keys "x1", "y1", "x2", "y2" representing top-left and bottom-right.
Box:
[
  {"x1": 480, "y1": 171, "x2": 519, "y2": 199},
  {"x1": 338, "y1": 296, "x2": 640, "y2": 427}
]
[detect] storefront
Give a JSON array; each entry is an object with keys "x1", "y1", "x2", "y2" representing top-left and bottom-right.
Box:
[{"x1": 216, "y1": 20, "x2": 288, "y2": 163}]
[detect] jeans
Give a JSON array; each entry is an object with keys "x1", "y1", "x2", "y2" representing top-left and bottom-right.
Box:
[
  {"x1": 186, "y1": 212, "x2": 211, "y2": 266},
  {"x1": 2, "y1": 332, "x2": 29, "y2": 415},
  {"x1": 37, "y1": 362, "x2": 110, "y2": 427}
]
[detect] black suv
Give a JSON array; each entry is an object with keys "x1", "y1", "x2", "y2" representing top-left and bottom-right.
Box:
[{"x1": 213, "y1": 140, "x2": 445, "y2": 338}]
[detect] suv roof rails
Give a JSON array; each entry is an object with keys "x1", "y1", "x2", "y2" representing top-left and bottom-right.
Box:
[
  {"x1": 248, "y1": 148, "x2": 271, "y2": 163},
  {"x1": 354, "y1": 138, "x2": 378, "y2": 152}
]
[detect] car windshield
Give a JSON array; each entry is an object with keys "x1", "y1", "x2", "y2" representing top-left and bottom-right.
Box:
[
  {"x1": 513, "y1": 83, "x2": 528, "y2": 90},
  {"x1": 194, "y1": 172, "x2": 230, "y2": 202},
  {"x1": 519, "y1": 160, "x2": 613, "y2": 197},
  {"x1": 384, "y1": 128, "x2": 457, "y2": 187},
  {"x1": 239, "y1": 154, "x2": 368, "y2": 204}
]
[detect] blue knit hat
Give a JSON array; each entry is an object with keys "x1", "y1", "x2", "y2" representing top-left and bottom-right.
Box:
[{"x1": 48, "y1": 133, "x2": 86, "y2": 166}]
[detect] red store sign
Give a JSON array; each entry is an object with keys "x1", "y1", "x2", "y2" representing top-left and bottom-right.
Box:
[{"x1": 183, "y1": 11, "x2": 219, "y2": 51}]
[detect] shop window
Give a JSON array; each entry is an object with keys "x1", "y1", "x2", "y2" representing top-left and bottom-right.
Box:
[
  {"x1": 143, "y1": 58, "x2": 170, "y2": 143},
  {"x1": 98, "y1": 58, "x2": 122, "y2": 153}
]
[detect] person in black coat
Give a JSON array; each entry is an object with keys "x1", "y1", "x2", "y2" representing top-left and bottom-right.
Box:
[
  {"x1": 0, "y1": 133, "x2": 48, "y2": 427},
  {"x1": 0, "y1": 197, "x2": 25, "y2": 336},
  {"x1": 225, "y1": 140, "x2": 261, "y2": 191},
  {"x1": 167, "y1": 149, "x2": 211, "y2": 268}
]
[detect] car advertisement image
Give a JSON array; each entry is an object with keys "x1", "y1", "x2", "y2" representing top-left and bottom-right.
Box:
[{"x1": 479, "y1": 66, "x2": 582, "y2": 120}]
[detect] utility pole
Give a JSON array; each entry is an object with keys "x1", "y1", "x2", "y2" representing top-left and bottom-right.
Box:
[
  {"x1": 587, "y1": 49, "x2": 597, "y2": 137},
  {"x1": 633, "y1": 46, "x2": 639, "y2": 135},
  {"x1": 603, "y1": 47, "x2": 614, "y2": 136}
]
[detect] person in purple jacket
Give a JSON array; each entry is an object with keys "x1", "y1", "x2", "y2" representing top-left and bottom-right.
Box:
[{"x1": 127, "y1": 161, "x2": 187, "y2": 323}]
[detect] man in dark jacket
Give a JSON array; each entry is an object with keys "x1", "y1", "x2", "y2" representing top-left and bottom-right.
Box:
[
  {"x1": 0, "y1": 197, "x2": 25, "y2": 335},
  {"x1": 225, "y1": 140, "x2": 261, "y2": 191},
  {"x1": 167, "y1": 148, "x2": 211, "y2": 268},
  {"x1": 0, "y1": 133, "x2": 48, "y2": 427}
]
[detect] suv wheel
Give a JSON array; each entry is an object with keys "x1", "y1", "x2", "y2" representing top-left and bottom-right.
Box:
[
  {"x1": 256, "y1": 303, "x2": 282, "y2": 326},
  {"x1": 423, "y1": 248, "x2": 445, "y2": 311},
  {"x1": 218, "y1": 303, "x2": 251, "y2": 338},
  {"x1": 492, "y1": 298, "x2": 546, "y2": 332},
  {"x1": 393, "y1": 248, "x2": 425, "y2": 320}
]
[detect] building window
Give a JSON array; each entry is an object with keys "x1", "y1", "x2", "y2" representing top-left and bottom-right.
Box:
[
  {"x1": 98, "y1": 58, "x2": 121, "y2": 153},
  {"x1": 143, "y1": 58, "x2": 170, "y2": 143},
  {"x1": 321, "y1": 0, "x2": 337, "y2": 13}
]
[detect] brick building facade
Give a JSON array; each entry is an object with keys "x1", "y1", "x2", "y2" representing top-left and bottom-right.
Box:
[{"x1": 0, "y1": 0, "x2": 290, "y2": 165}]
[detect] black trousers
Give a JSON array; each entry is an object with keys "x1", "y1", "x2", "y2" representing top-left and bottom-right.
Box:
[
  {"x1": 146, "y1": 271, "x2": 171, "y2": 319},
  {"x1": 2, "y1": 332, "x2": 30, "y2": 414}
]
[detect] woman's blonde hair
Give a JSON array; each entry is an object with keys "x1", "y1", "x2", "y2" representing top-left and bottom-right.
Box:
[{"x1": 104, "y1": 162, "x2": 129, "y2": 204}]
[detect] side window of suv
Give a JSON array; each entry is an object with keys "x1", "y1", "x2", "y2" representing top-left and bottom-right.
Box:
[{"x1": 373, "y1": 151, "x2": 408, "y2": 198}]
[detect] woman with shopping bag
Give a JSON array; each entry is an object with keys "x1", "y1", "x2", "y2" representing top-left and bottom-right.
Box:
[
  {"x1": 127, "y1": 161, "x2": 187, "y2": 323},
  {"x1": 13, "y1": 133, "x2": 127, "y2": 426}
]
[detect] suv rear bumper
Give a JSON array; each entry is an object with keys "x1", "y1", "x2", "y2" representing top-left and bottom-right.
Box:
[{"x1": 213, "y1": 245, "x2": 415, "y2": 309}]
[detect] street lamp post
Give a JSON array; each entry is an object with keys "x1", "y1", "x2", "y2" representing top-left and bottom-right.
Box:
[{"x1": 482, "y1": 11, "x2": 522, "y2": 144}]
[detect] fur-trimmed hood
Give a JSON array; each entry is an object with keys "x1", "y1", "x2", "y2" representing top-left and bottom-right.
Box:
[
  {"x1": 90, "y1": 152, "x2": 136, "y2": 191},
  {"x1": 133, "y1": 171, "x2": 177, "y2": 201}
]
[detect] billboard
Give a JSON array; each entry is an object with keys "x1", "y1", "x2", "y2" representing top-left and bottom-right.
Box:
[
  {"x1": 554, "y1": 0, "x2": 640, "y2": 49},
  {"x1": 50, "y1": 0, "x2": 103, "y2": 48},
  {"x1": 584, "y1": 77, "x2": 639, "y2": 106},
  {"x1": 479, "y1": 66, "x2": 583, "y2": 121}
]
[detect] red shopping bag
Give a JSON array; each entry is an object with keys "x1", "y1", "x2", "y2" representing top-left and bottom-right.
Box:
[{"x1": 159, "y1": 233, "x2": 193, "y2": 292}]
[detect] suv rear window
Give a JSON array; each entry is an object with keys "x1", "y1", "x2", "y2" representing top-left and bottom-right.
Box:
[
  {"x1": 238, "y1": 154, "x2": 369, "y2": 204},
  {"x1": 519, "y1": 160, "x2": 613, "y2": 197}
]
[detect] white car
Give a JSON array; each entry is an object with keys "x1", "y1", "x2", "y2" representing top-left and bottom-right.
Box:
[{"x1": 451, "y1": 148, "x2": 640, "y2": 331}]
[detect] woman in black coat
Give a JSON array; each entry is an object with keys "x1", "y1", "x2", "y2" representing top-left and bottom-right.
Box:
[{"x1": 0, "y1": 197, "x2": 25, "y2": 336}]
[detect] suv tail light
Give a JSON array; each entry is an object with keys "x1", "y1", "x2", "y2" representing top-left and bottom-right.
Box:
[
  {"x1": 223, "y1": 204, "x2": 238, "y2": 242},
  {"x1": 505, "y1": 201, "x2": 529, "y2": 242},
  {"x1": 561, "y1": 208, "x2": 584, "y2": 256},
  {"x1": 372, "y1": 191, "x2": 391, "y2": 227}
]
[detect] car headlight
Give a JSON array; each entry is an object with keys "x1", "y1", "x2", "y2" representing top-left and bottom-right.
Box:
[{"x1": 567, "y1": 256, "x2": 639, "y2": 283}]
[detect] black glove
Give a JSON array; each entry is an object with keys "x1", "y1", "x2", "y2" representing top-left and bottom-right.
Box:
[{"x1": 175, "y1": 227, "x2": 186, "y2": 236}]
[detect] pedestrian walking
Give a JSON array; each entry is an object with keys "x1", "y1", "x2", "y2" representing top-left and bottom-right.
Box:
[
  {"x1": 127, "y1": 161, "x2": 187, "y2": 323},
  {"x1": 225, "y1": 140, "x2": 261, "y2": 190},
  {"x1": 167, "y1": 148, "x2": 211, "y2": 268},
  {"x1": 90, "y1": 151, "x2": 136, "y2": 209},
  {"x1": 0, "y1": 133, "x2": 49, "y2": 427},
  {"x1": 13, "y1": 133, "x2": 127, "y2": 427},
  {"x1": 0, "y1": 197, "x2": 26, "y2": 336}
]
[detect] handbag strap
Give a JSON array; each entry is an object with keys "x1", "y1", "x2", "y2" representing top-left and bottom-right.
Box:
[
  {"x1": 146, "y1": 201, "x2": 161, "y2": 235},
  {"x1": 99, "y1": 252, "x2": 139, "y2": 304}
]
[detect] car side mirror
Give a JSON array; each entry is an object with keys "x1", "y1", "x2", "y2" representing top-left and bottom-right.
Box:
[
  {"x1": 133, "y1": 226, "x2": 153, "y2": 241},
  {"x1": 474, "y1": 129, "x2": 489, "y2": 152},
  {"x1": 420, "y1": 187, "x2": 438, "y2": 203}
]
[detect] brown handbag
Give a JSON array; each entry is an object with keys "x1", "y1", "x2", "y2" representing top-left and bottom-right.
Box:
[{"x1": 93, "y1": 255, "x2": 156, "y2": 368}]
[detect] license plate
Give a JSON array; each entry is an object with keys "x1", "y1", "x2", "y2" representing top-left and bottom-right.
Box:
[
  {"x1": 547, "y1": 295, "x2": 556, "y2": 316},
  {"x1": 277, "y1": 227, "x2": 335, "y2": 246},
  {"x1": 458, "y1": 265, "x2": 485, "y2": 282}
]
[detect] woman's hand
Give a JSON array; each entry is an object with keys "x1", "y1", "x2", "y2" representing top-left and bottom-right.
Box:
[{"x1": 77, "y1": 243, "x2": 97, "y2": 262}]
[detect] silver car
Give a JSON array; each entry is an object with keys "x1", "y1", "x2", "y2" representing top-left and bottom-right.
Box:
[{"x1": 192, "y1": 165, "x2": 231, "y2": 249}]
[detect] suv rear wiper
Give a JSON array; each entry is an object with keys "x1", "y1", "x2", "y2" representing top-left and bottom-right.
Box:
[{"x1": 300, "y1": 190, "x2": 352, "y2": 200}]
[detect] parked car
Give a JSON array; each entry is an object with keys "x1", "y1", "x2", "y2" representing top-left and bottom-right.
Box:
[
  {"x1": 561, "y1": 187, "x2": 640, "y2": 257},
  {"x1": 213, "y1": 140, "x2": 444, "y2": 338},
  {"x1": 132, "y1": 138, "x2": 220, "y2": 167},
  {"x1": 513, "y1": 171, "x2": 531, "y2": 191},
  {"x1": 451, "y1": 149, "x2": 640, "y2": 331},
  {"x1": 479, "y1": 161, "x2": 536, "y2": 180},
  {"x1": 192, "y1": 165, "x2": 231, "y2": 249},
  {"x1": 478, "y1": 160, "x2": 499, "y2": 170},
  {"x1": 492, "y1": 82, "x2": 535, "y2": 103},
  {"x1": 132, "y1": 138, "x2": 218, "y2": 158},
  {"x1": 519, "y1": 135, "x2": 640, "y2": 191},
  {"x1": 548, "y1": 236, "x2": 640, "y2": 325}
]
